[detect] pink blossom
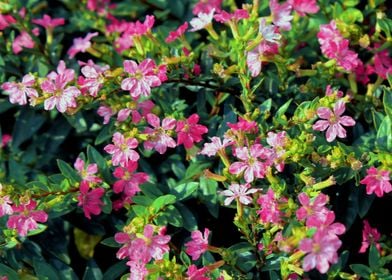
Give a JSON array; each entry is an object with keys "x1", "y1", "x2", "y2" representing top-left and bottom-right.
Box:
[
  {"x1": 1, "y1": 134, "x2": 12, "y2": 148},
  {"x1": 176, "y1": 114, "x2": 208, "y2": 149},
  {"x1": 258, "y1": 18, "x2": 281, "y2": 44},
  {"x1": 360, "y1": 167, "x2": 392, "y2": 197},
  {"x1": 114, "y1": 231, "x2": 136, "y2": 259},
  {"x1": 313, "y1": 101, "x2": 355, "y2": 142},
  {"x1": 1, "y1": 74, "x2": 38, "y2": 105},
  {"x1": 104, "y1": 132, "x2": 139, "y2": 167},
  {"x1": 214, "y1": 9, "x2": 249, "y2": 23},
  {"x1": 189, "y1": 9, "x2": 215, "y2": 32},
  {"x1": 127, "y1": 261, "x2": 148, "y2": 280},
  {"x1": 113, "y1": 161, "x2": 148, "y2": 198},
  {"x1": 74, "y1": 157, "x2": 102, "y2": 184},
  {"x1": 186, "y1": 265, "x2": 210, "y2": 280},
  {"x1": 373, "y1": 49, "x2": 392, "y2": 79},
  {"x1": 199, "y1": 136, "x2": 232, "y2": 157},
  {"x1": 325, "y1": 85, "x2": 343, "y2": 98},
  {"x1": 32, "y1": 14, "x2": 65, "y2": 29},
  {"x1": 299, "y1": 231, "x2": 342, "y2": 274},
  {"x1": 288, "y1": 0, "x2": 319, "y2": 16},
  {"x1": 78, "y1": 60, "x2": 108, "y2": 97},
  {"x1": 7, "y1": 200, "x2": 48, "y2": 236},
  {"x1": 143, "y1": 113, "x2": 176, "y2": 154},
  {"x1": 121, "y1": 59, "x2": 162, "y2": 98},
  {"x1": 142, "y1": 224, "x2": 171, "y2": 260},
  {"x1": 41, "y1": 60, "x2": 80, "y2": 113},
  {"x1": 229, "y1": 144, "x2": 272, "y2": 183},
  {"x1": 317, "y1": 21, "x2": 343, "y2": 57},
  {"x1": 97, "y1": 105, "x2": 114, "y2": 124},
  {"x1": 193, "y1": 0, "x2": 222, "y2": 15},
  {"x1": 266, "y1": 131, "x2": 287, "y2": 172},
  {"x1": 87, "y1": 0, "x2": 111, "y2": 13},
  {"x1": 359, "y1": 220, "x2": 381, "y2": 253},
  {"x1": 165, "y1": 22, "x2": 188, "y2": 43},
  {"x1": 220, "y1": 183, "x2": 258, "y2": 206},
  {"x1": 67, "y1": 32, "x2": 98, "y2": 58},
  {"x1": 246, "y1": 41, "x2": 279, "y2": 77},
  {"x1": 270, "y1": 0, "x2": 293, "y2": 31},
  {"x1": 117, "y1": 99, "x2": 155, "y2": 124},
  {"x1": 227, "y1": 117, "x2": 259, "y2": 133},
  {"x1": 0, "y1": 14, "x2": 16, "y2": 30},
  {"x1": 12, "y1": 29, "x2": 39, "y2": 54},
  {"x1": 77, "y1": 181, "x2": 105, "y2": 219},
  {"x1": 0, "y1": 195, "x2": 13, "y2": 217},
  {"x1": 296, "y1": 193, "x2": 329, "y2": 226},
  {"x1": 355, "y1": 61, "x2": 373, "y2": 85},
  {"x1": 185, "y1": 228, "x2": 210, "y2": 260},
  {"x1": 257, "y1": 189, "x2": 283, "y2": 224}
]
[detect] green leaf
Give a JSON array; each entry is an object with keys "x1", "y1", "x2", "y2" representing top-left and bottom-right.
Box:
[
  {"x1": 100, "y1": 237, "x2": 121, "y2": 248},
  {"x1": 350, "y1": 264, "x2": 371, "y2": 277},
  {"x1": 376, "y1": 116, "x2": 392, "y2": 151},
  {"x1": 176, "y1": 202, "x2": 198, "y2": 231},
  {"x1": 102, "y1": 260, "x2": 127, "y2": 280},
  {"x1": 383, "y1": 87, "x2": 392, "y2": 120},
  {"x1": 150, "y1": 194, "x2": 176, "y2": 213},
  {"x1": 57, "y1": 159, "x2": 81, "y2": 184},
  {"x1": 83, "y1": 260, "x2": 103, "y2": 280},
  {"x1": 0, "y1": 264, "x2": 19, "y2": 280},
  {"x1": 12, "y1": 108, "x2": 45, "y2": 148},
  {"x1": 171, "y1": 182, "x2": 199, "y2": 201},
  {"x1": 33, "y1": 258, "x2": 61, "y2": 280},
  {"x1": 339, "y1": 8, "x2": 363, "y2": 23},
  {"x1": 369, "y1": 244, "x2": 380, "y2": 269}
]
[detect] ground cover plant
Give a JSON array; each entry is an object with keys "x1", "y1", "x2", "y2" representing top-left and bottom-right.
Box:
[{"x1": 0, "y1": 0, "x2": 391, "y2": 279}]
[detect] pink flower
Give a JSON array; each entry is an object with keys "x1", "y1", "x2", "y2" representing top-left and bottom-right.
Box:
[
  {"x1": 41, "y1": 60, "x2": 81, "y2": 113},
  {"x1": 78, "y1": 60, "x2": 109, "y2": 97},
  {"x1": 67, "y1": 32, "x2": 98, "y2": 58},
  {"x1": 1, "y1": 74, "x2": 38, "y2": 105},
  {"x1": 214, "y1": 9, "x2": 249, "y2": 23},
  {"x1": 257, "y1": 189, "x2": 283, "y2": 224},
  {"x1": 313, "y1": 100, "x2": 355, "y2": 142},
  {"x1": 142, "y1": 224, "x2": 171, "y2": 260},
  {"x1": 1, "y1": 135, "x2": 12, "y2": 148},
  {"x1": 325, "y1": 85, "x2": 343, "y2": 98},
  {"x1": 32, "y1": 14, "x2": 65, "y2": 29},
  {"x1": 270, "y1": 0, "x2": 293, "y2": 31},
  {"x1": 104, "y1": 132, "x2": 139, "y2": 167},
  {"x1": 199, "y1": 136, "x2": 232, "y2": 157},
  {"x1": 87, "y1": 0, "x2": 111, "y2": 13},
  {"x1": 0, "y1": 14, "x2": 16, "y2": 30},
  {"x1": 77, "y1": 181, "x2": 105, "y2": 219},
  {"x1": 97, "y1": 105, "x2": 114, "y2": 124},
  {"x1": 185, "y1": 228, "x2": 210, "y2": 260},
  {"x1": 121, "y1": 59, "x2": 162, "y2": 98},
  {"x1": 193, "y1": 0, "x2": 222, "y2": 15},
  {"x1": 288, "y1": 0, "x2": 319, "y2": 16},
  {"x1": 359, "y1": 220, "x2": 381, "y2": 253},
  {"x1": 176, "y1": 114, "x2": 208, "y2": 149},
  {"x1": 74, "y1": 157, "x2": 102, "y2": 184},
  {"x1": 258, "y1": 18, "x2": 281, "y2": 44},
  {"x1": 0, "y1": 195, "x2": 13, "y2": 217},
  {"x1": 186, "y1": 265, "x2": 210, "y2": 280},
  {"x1": 127, "y1": 261, "x2": 148, "y2": 280},
  {"x1": 7, "y1": 200, "x2": 48, "y2": 236},
  {"x1": 227, "y1": 117, "x2": 259, "y2": 133},
  {"x1": 300, "y1": 230, "x2": 342, "y2": 274},
  {"x1": 143, "y1": 113, "x2": 176, "y2": 154},
  {"x1": 165, "y1": 22, "x2": 188, "y2": 43},
  {"x1": 229, "y1": 144, "x2": 271, "y2": 183},
  {"x1": 117, "y1": 99, "x2": 155, "y2": 124},
  {"x1": 373, "y1": 49, "x2": 392, "y2": 79},
  {"x1": 360, "y1": 167, "x2": 392, "y2": 197},
  {"x1": 189, "y1": 9, "x2": 215, "y2": 32},
  {"x1": 12, "y1": 30, "x2": 38, "y2": 54},
  {"x1": 113, "y1": 161, "x2": 148, "y2": 197},
  {"x1": 246, "y1": 41, "x2": 279, "y2": 77},
  {"x1": 220, "y1": 183, "x2": 258, "y2": 206},
  {"x1": 296, "y1": 193, "x2": 329, "y2": 226}
]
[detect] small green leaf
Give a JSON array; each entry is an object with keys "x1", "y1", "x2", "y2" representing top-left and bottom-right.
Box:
[
  {"x1": 350, "y1": 264, "x2": 371, "y2": 277},
  {"x1": 171, "y1": 182, "x2": 199, "y2": 201},
  {"x1": 33, "y1": 258, "x2": 61, "y2": 280},
  {"x1": 369, "y1": 244, "x2": 380, "y2": 269},
  {"x1": 102, "y1": 260, "x2": 127, "y2": 280},
  {"x1": 12, "y1": 108, "x2": 45, "y2": 148},
  {"x1": 376, "y1": 116, "x2": 392, "y2": 151},
  {"x1": 383, "y1": 87, "x2": 392, "y2": 120},
  {"x1": 83, "y1": 260, "x2": 103, "y2": 280},
  {"x1": 57, "y1": 159, "x2": 81, "y2": 184},
  {"x1": 100, "y1": 237, "x2": 121, "y2": 248},
  {"x1": 150, "y1": 194, "x2": 176, "y2": 213},
  {"x1": 0, "y1": 264, "x2": 19, "y2": 280},
  {"x1": 339, "y1": 8, "x2": 363, "y2": 23}
]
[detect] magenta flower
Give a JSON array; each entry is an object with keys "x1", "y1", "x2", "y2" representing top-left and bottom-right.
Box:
[
  {"x1": 0, "y1": 14, "x2": 16, "y2": 30},
  {"x1": 288, "y1": 0, "x2": 319, "y2": 16},
  {"x1": 373, "y1": 49, "x2": 392, "y2": 79},
  {"x1": 12, "y1": 29, "x2": 39, "y2": 54},
  {"x1": 185, "y1": 228, "x2": 210, "y2": 260},
  {"x1": 229, "y1": 144, "x2": 272, "y2": 183},
  {"x1": 117, "y1": 99, "x2": 155, "y2": 124},
  {"x1": 165, "y1": 22, "x2": 188, "y2": 43},
  {"x1": 193, "y1": 0, "x2": 222, "y2": 15},
  {"x1": 121, "y1": 59, "x2": 162, "y2": 98},
  {"x1": 78, "y1": 60, "x2": 109, "y2": 97},
  {"x1": 41, "y1": 60, "x2": 81, "y2": 113},
  {"x1": 360, "y1": 167, "x2": 392, "y2": 197},
  {"x1": 1, "y1": 74, "x2": 38, "y2": 105},
  {"x1": 77, "y1": 181, "x2": 105, "y2": 219},
  {"x1": 257, "y1": 189, "x2": 283, "y2": 224},
  {"x1": 143, "y1": 113, "x2": 177, "y2": 154},
  {"x1": 7, "y1": 200, "x2": 48, "y2": 236},
  {"x1": 186, "y1": 265, "x2": 210, "y2": 280},
  {"x1": 313, "y1": 100, "x2": 355, "y2": 142},
  {"x1": 113, "y1": 161, "x2": 149, "y2": 197},
  {"x1": 74, "y1": 157, "x2": 102, "y2": 184},
  {"x1": 199, "y1": 136, "x2": 232, "y2": 157},
  {"x1": 97, "y1": 105, "x2": 114, "y2": 124},
  {"x1": 270, "y1": 0, "x2": 293, "y2": 31},
  {"x1": 142, "y1": 224, "x2": 171, "y2": 260},
  {"x1": 227, "y1": 117, "x2": 259, "y2": 133},
  {"x1": 359, "y1": 220, "x2": 381, "y2": 253},
  {"x1": 104, "y1": 132, "x2": 139, "y2": 167},
  {"x1": 67, "y1": 32, "x2": 98, "y2": 58},
  {"x1": 1, "y1": 134, "x2": 12, "y2": 148},
  {"x1": 296, "y1": 193, "x2": 329, "y2": 227},
  {"x1": 176, "y1": 114, "x2": 208, "y2": 149},
  {"x1": 214, "y1": 9, "x2": 249, "y2": 23},
  {"x1": 220, "y1": 183, "x2": 258, "y2": 206},
  {"x1": 299, "y1": 231, "x2": 342, "y2": 274},
  {"x1": 189, "y1": 9, "x2": 215, "y2": 32},
  {"x1": 32, "y1": 14, "x2": 65, "y2": 29}
]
